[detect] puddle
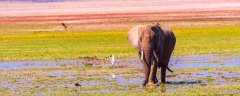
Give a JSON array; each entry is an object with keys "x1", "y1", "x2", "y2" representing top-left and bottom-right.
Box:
[
  {"x1": 170, "y1": 55, "x2": 240, "y2": 68},
  {"x1": 0, "y1": 60, "x2": 85, "y2": 69}
]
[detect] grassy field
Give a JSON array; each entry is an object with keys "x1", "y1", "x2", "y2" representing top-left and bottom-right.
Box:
[
  {"x1": 1, "y1": 23, "x2": 240, "y2": 95},
  {"x1": 0, "y1": 25, "x2": 240, "y2": 61}
]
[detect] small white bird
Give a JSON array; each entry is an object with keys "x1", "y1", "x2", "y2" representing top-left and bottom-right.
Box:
[
  {"x1": 110, "y1": 54, "x2": 115, "y2": 66},
  {"x1": 109, "y1": 55, "x2": 116, "y2": 79},
  {"x1": 111, "y1": 74, "x2": 116, "y2": 79}
]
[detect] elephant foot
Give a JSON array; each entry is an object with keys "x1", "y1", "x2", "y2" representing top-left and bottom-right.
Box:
[
  {"x1": 161, "y1": 81, "x2": 166, "y2": 84},
  {"x1": 146, "y1": 81, "x2": 159, "y2": 86},
  {"x1": 142, "y1": 80, "x2": 148, "y2": 86},
  {"x1": 154, "y1": 78, "x2": 158, "y2": 84}
]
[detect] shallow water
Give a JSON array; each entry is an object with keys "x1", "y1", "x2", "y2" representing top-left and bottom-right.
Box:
[
  {"x1": 0, "y1": 55, "x2": 239, "y2": 69},
  {"x1": 0, "y1": 55, "x2": 240, "y2": 94},
  {"x1": 170, "y1": 55, "x2": 240, "y2": 68},
  {"x1": 0, "y1": 59, "x2": 85, "y2": 69}
]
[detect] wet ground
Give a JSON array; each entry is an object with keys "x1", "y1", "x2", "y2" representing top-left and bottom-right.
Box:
[
  {"x1": 0, "y1": 55, "x2": 240, "y2": 94},
  {"x1": 1, "y1": 55, "x2": 239, "y2": 69}
]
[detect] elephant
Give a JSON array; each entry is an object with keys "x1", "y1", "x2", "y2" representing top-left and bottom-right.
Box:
[{"x1": 127, "y1": 23, "x2": 176, "y2": 86}]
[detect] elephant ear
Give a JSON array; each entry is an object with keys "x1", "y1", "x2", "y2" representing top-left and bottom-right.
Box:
[{"x1": 127, "y1": 25, "x2": 145, "y2": 51}]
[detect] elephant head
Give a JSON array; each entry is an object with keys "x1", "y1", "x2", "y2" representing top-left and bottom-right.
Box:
[{"x1": 127, "y1": 23, "x2": 176, "y2": 86}]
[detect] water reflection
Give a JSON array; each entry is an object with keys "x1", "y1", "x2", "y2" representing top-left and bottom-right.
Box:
[
  {"x1": 145, "y1": 85, "x2": 158, "y2": 93},
  {"x1": 144, "y1": 84, "x2": 166, "y2": 93},
  {"x1": 160, "y1": 84, "x2": 166, "y2": 92}
]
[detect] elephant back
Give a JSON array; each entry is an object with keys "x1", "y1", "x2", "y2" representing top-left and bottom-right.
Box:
[{"x1": 127, "y1": 25, "x2": 145, "y2": 50}]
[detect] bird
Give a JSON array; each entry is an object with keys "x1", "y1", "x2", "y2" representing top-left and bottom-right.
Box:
[
  {"x1": 110, "y1": 54, "x2": 114, "y2": 66},
  {"x1": 111, "y1": 74, "x2": 116, "y2": 79},
  {"x1": 75, "y1": 83, "x2": 81, "y2": 87},
  {"x1": 61, "y1": 23, "x2": 67, "y2": 29},
  {"x1": 108, "y1": 54, "x2": 116, "y2": 79}
]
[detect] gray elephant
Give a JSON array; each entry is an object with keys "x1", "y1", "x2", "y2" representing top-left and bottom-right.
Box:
[{"x1": 127, "y1": 23, "x2": 176, "y2": 86}]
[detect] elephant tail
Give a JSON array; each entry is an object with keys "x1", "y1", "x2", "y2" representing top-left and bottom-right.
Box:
[
  {"x1": 167, "y1": 67, "x2": 174, "y2": 74},
  {"x1": 158, "y1": 65, "x2": 174, "y2": 73}
]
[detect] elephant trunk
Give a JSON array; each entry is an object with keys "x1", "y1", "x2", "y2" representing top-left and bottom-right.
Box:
[{"x1": 140, "y1": 43, "x2": 154, "y2": 84}]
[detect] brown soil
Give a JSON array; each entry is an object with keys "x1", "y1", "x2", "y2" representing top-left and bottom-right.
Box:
[
  {"x1": 1, "y1": 9, "x2": 240, "y2": 24},
  {"x1": 0, "y1": 0, "x2": 240, "y2": 30}
]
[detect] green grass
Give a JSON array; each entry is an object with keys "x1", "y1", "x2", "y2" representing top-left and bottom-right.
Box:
[
  {"x1": 173, "y1": 26, "x2": 240, "y2": 55},
  {"x1": 0, "y1": 30, "x2": 135, "y2": 60},
  {"x1": 74, "y1": 83, "x2": 240, "y2": 96},
  {"x1": 0, "y1": 25, "x2": 240, "y2": 60}
]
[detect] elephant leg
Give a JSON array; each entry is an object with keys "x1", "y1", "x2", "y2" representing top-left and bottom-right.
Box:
[
  {"x1": 153, "y1": 65, "x2": 158, "y2": 84},
  {"x1": 160, "y1": 44, "x2": 174, "y2": 84},
  {"x1": 147, "y1": 63, "x2": 159, "y2": 86},
  {"x1": 139, "y1": 51, "x2": 153, "y2": 86},
  {"x1": 161, "y1": 60, "x2": 170, "y2": 83},
  {"x1": 154, "y1": 77, "x2": 158, "y2": 84},
  {"x1": 148, "y1": 61, "x2": 157, "y2": 82},
  {"x1": 146, "y1": 52, "x2": 158, "y2": 86},
  {"x1": 161, "y1": 64, "x2": 167, "y2": 83},
  {"x1": 150, "y1": 60, "x2": 158, "y2": 82},
  {"x1": 139, "y1": 52, "x2": 148, "y2": 86},
  {"x1": 161, "y1": 48, "x2": 173, "y2": 84},
  {"x1": 152, "y1": 51, "x2": 160, "y2": 84}
]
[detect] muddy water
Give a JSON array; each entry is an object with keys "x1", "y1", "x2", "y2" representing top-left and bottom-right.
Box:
[{"x1": 0, "y1": 55, "x2": 240, "y2": 94}]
